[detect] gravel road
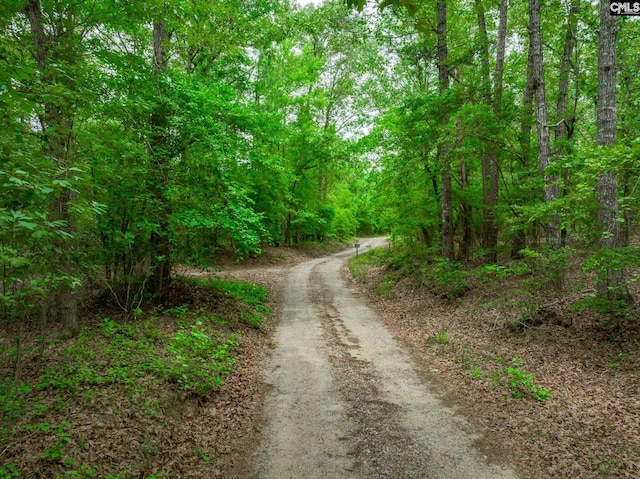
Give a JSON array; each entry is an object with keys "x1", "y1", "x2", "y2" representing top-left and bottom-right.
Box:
[{"x1": 247, "y1": 238, "x2": 517, "y2": 479}]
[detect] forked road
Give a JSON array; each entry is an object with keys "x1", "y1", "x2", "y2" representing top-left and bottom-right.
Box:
[{"x1": 249, "y1": 238, "x2": 517, "y2": 479}]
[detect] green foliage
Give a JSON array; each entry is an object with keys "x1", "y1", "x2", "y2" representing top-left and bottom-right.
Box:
[
  {"x1": 376, "y1": 273, "x2": 398, "y2": 296},
  {"x1": 208, "y1": 279, "x2": 269, "y2": 309},
  {"x1": 1, "y1": 0, "x2": 381, "y2": 337},
  {"x1": 427, "y1": 330, "x2": 449, "y2": 345},
  {"x1": 191, "y1": 278, "x2": 271, "y2": 328},
  {"x1": 0, "y1": 463, "x2": 20, "y2": 478},
  {"x1": 194, "y1": 447, "x2": 222, "y2": 466},
  {"x1": 422, "y1": 260, "x2": 469, "y2": 300},
  {"x1": 0, "y1": 380, "x2": 30, "y2": 442},
  {"x1": 167, "y1": 323, "x2": 237, "y2": 397},
  {"x1": 505, "y1": 357, "x2": 552, "y2": 403},
  {"x1": 580, "y1": 247, "x2": 639, "y2": 315},
  {"x1": 37, "y1": 315, "x2": 238, "y2": 399},
  {"x1": 605, "y1": 352, "x2": 634, "y2": 375},
  {"x1": 349, "y1": 247, "x2": 392, "y2": 282}
]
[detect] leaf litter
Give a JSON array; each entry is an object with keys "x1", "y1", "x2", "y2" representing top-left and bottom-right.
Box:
[{"x1": 345, "y1": 257, "x2": 640, "y2": 479}]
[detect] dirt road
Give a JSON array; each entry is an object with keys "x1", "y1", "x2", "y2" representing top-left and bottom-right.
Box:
[{"x1": 247, "y1": 238, "x2": 517, "y2": 479}]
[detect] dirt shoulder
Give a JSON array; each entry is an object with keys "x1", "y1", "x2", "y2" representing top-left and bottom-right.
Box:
[{"x1": 346, "y1": 256, "x2": 640, "y2": 479}]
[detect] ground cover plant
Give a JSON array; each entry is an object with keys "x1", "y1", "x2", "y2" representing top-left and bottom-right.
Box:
[{"x1": 0, "y1": 277, "x2": 271, "y2": 478}]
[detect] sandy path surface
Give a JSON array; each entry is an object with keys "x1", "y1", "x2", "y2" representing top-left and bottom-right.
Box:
[{"x1": 246, "y1": 238, "x2": 517, "y2": 479}]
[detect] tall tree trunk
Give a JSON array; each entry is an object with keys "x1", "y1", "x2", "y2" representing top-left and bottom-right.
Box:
[
  {"x1": 595, "y1": 0, "x2": 631, "y2": 303},
  {"x1": 619, "y1": 58, "x2": 640, "y2": 247},
  {"x1": 475, "y1": 0, "x2": 505, "y2": 263},
  {"x1": 25, "y1": 0, "x2": 79, "y2": 337},
  {"x1": 493, "y1": 0, "x2": 508, "y2": 114},
  {"x1": 528, "y1": 0, "x2": 561, "y2": 251},
  {"x1": 512, "y1": 46, "x2": 535, "y2": 259},
  {"x1": 437, "y1": 0, "x2": 454, "y2": 260},
  {"x1": 453, "y1": 73, "x2": 472, "y2": 261},
  {"x1": 149, "y1": 20, "x2": 172, "y2": 301},
  {"x1": 555, "y1": 0, "x2": 579, "y2": 247},
  {"x1": 519, "y1": 48, "x2": 535, "y2": 167},
  {"x1": 457, "y1": 160, "x2": 472, "y2": 261},
  {"x1": 556, "y1": 0, "x2": 578, "y2": 143}
]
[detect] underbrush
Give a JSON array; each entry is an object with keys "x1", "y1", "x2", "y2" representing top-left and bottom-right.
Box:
[
  {"x1": 350, "y1": 243, "x2": 639, "y2": 325},
  {"x1": 0, "y1": 277, "x2": 270, "y2": 478}
]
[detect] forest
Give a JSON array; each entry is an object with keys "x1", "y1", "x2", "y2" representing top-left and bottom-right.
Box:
[
  {"x1": 1, "y1": 0, "x2": 638, "y2": 334},
  {"x1": 1, "y1": 0, "x2": 639, "y2": 477}
]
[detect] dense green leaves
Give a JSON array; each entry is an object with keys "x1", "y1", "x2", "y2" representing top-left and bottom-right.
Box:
[
  {"x1": 1, "y1": 0, "x2": 385, "y2": 330},
  {"x1": 1, "y1": 0, "x2": 638, "y2": 332}
]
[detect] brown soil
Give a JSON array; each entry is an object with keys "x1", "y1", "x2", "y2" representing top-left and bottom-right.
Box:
[{"x1": 346, "y1": 259, "x2": 640, "y2": 479}]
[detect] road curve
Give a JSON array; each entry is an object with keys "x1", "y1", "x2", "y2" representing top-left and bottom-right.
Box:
[{"x1": 247, "y1": 238, "x2": 517, "y2": 479}]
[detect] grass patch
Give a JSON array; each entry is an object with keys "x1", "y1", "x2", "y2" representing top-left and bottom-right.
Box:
[
  {"x1": 38, "y1": 315, "x2": 237, "y2": 399},
  {"x1": 427, "y1": 330, "x2": 449, "y2": 345},
  {"x1": 189, "y1": 277, "x2": 271, "y2": 328}
]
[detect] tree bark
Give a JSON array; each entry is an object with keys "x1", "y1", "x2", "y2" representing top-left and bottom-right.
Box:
[
  {"x1": 519, "y1": 48, "x2": 535, "y2": 167},
  {"x1": 437, "y1": 0, "x2": 454, "y2": 260},
  {"x1": 595, "y1": 0, "x2": 631, "y2": 303},
  {"x1": 555, "y1": 0, "x2": 579, "y2": 247},
  {"x1": 555, "y1": 0, "x2": 578, "y2": 144},
  {"x1": 457, "y1": 159, "x2": 472, "y2": 261},
  {"x1": 528, "y1": 0, "x2": 561, "y2": 251},
  {"x1": 493, "y1": 0, "x2": 508, "y2": 115},
  {"x1": 25, "y1": 0, "x2": 79, "y2": 337},
  {"x1": 475, "y1": 0, "x2": 504, "y2": 263},
  {"x1": 512, "y1": 40, "x2": 535, "y2": 259}
]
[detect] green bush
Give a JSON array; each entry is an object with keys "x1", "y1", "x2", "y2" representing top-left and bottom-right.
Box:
[{"x1": 422, "y1": 260, "x2": 469, "y2": 300}]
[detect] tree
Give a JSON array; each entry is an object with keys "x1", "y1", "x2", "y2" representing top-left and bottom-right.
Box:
[
  {"x1": 23, "y1": 0, "x2": 87, "y2": 337},
  {"x1": 528, "y1": 0, "x2": 561, "y2": 252},
  {"x1": 474, "y1": 0, "x2": 507, "y2": 263},
  {"x1": 595, "y1": 0, "x2": 631, "y2": 304},
  {"x1": 437, "y1": 0, "x2": 454, "y2": 260}
]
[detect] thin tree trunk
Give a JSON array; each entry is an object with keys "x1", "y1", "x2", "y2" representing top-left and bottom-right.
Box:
[
  {"x1": 512, "y1": 47, "x2": 535, "y2": 259},
  {"x1": 621, "y1": 176, "x2": 631, "y2": 247},
  {"x1": 595, "y1": 0, "x2": 631, "y2": 303},
  {"x1": 555, "y1": 0, "x2": 579, "y2": 247},
  {"x1": 475, "y1": 0, "x2": 504, "y2": 263},
  {"x1": 493, "y1": 0, "x2": 508, "y2": 115},
  {"x1": 528, "y1": 0, "x2": 561, "y2": 251},
  {"x1": 149, "y1": 20, "x2": 172, "y2": 301},
  {"x1": 25, "y1": 0, "x2": 79, "y2": 337},
  {"x1": 453, "y1": 76, "x2": 472, "y2": 261},
  {"x1": 457, "y1": 160, "x2": 472, "y2": 261},
  {"x1": 519, "y1": 48, "x2": 535, "y2": 167},
  {"x1": 437, "y1": 0, "x2": 454, "y2": 260},
  {"x1": 420, "y1": 225, "x2": 432, "y2": 248},
  {"x1": 556, "y1": 0, "x2": 578, "y2": 143}
]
